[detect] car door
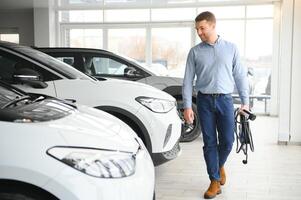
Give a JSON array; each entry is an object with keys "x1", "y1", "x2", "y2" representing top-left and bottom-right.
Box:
[
  {"x1": 52, "y1": 78, "x2": 104, "y2": 107},
  {"x1": 0, "y1": 49, "x2": 58, "y2": 97}
]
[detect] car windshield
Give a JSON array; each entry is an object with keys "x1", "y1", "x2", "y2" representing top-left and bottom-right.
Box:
[
  {"x1": 121, "y1": 55, "x2": 170, "y2": 76},
  {"x1": 14, "y1": 45, "x2": 95, "y2": 81},
  {"x1": 114, "y1": 53, "x2": 157, "y2": 76},
  {"x1": 0, "y1": 85, "x2": 23, "y2": 107}
]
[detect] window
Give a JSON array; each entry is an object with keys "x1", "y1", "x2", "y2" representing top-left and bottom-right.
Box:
[
  {"x1": 245, "y1": 19, "x2": 273, "y2": 61},
  {"x1": 245, "y1": 19, "x2": 273, "y2": 96},
  {"x1": 0, "y1": 34, "x2": 19, "y2": 44},
  {"x1": 198, "y1": 6, "x2": 245, "y2": 19},
  {"x1": 152, "y1": 27, "x2": 191, "y2": 77},
  {"x1": 108, "y1": 28, "x2": 146, "y2": 62},
  {"x1": 59, "y1": 10, "x2": 103, "y2": 22},
  {"x1": 152, "y1": 8, "x2": 195, "y2": 21},
  {"x1": 57, "y1": 3, "x2": 276, "y2": 113},
  {"x1": 104, "y1": 0, "x2": 150, "y2": 7},
  {"x1": 104, "y1": 9, "x2": 150, "y2": 22},
  {"x1": 59, "y1": 0, "x2": 103, "y2": 6},
  {"x1": 152, "y1": 0, "x2": 195, "y2": 6},
  {"x1": 66, "y1": 28, "x2": 103, "y2": 48},
  {"x1": 247, "y1": 5, "x2": 273, "y2": 18},
  {"x1": 216, "y1": 20, "x2": 245, "y2": 55}
]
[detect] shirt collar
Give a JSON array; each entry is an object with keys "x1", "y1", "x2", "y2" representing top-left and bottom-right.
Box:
[{"x1": 202, "y1": 35, "x2": 221, "y2": 46}]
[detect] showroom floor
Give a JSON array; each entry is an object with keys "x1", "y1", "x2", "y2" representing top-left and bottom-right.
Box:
[{"x1": 155, "y1": 116, "x2": 301, "y2": 200}]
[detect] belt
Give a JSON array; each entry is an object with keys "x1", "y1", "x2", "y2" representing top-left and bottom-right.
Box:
[{"x1": 199, "y1": 92, "x2": 226, "y2": 97}]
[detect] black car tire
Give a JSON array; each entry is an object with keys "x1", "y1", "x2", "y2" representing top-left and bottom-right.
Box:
[
  {"x1": 0, "y1": 192, "x2": 56, "y2": 200},
  {"x1": 177, "y1": 99, "x2": 201, "y2": 142},
  {"x1": 0, "y1": 193, "x2": 37, "y2": 200},
  {"x1": 0, "y1": 184, "x2": 58, "y2": 200}
]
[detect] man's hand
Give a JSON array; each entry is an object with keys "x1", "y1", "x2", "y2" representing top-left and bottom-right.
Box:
[
  {"x1": 240, "y1": 104, "x2": 249, "y2": 112},
  {"x1": 183, "y1": 108, "x2": 194, "y2": 124}
]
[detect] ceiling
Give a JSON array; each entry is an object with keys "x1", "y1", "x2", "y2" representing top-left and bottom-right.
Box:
[{"x1": 0, "y1": 0, "x2": 279, "y2": 10}]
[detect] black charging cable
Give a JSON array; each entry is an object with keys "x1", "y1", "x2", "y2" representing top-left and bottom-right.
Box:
[{"x1": 234, "y1": 108, "x2": 256, "y2": 164}]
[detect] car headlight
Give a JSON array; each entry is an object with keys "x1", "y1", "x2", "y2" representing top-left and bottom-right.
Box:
[
  {"x1": 47, "y1": 147, "x2": 136, "y2": 178},
  {"x1": 135, "y1": 96, "x2": 176, "y2": 113}
]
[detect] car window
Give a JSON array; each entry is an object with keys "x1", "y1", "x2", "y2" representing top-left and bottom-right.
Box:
[
  {"x1": 0, "y1": 50, "x2": 61, "y2": 82},
  {"x1": 13, "y1": 46, "x2": 92, "y2": 80},
  {"x1": 56, "y1": 56, "x2": 75, "y2": 66},
  {"x1": 115, "y1": 53, "x2": 156, "y2": 76},
  {"x1": 83, "y1": 56, "x2": 128, "y2": 76}
]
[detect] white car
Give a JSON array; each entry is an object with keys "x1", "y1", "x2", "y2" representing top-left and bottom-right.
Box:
[
  {"x1": 0, "y1": 82, "x2": 154, "y2": 200},
  {"x1": 0, "y1": 41, "x2": 182, "y2": 166},
  {"x1": 37, "y1": 47, "x2": 201, "y2": 142}
]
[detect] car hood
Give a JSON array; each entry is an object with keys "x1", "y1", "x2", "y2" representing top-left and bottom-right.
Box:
[
  {"x1": 0, "y1": 99, "x2": 76, "y2": 123},
  {"x1": 156, "y1": 76, "x2": 184, "y2": 85},
  {"x1": 137, "y1": 76, "x2": 184, "y2": 91},
  {"x1": 41, "y1": 104, "x2": 140, "y2": 153}
]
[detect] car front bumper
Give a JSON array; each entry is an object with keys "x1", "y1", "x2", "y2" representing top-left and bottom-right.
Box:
[
  {"x1": 44, "y1": 147, "x2": 155, "y2": 200},
  {"x1": 152, "y1": 140, "x2": 181, "y2": 166},
  {"x1": 136, "y1": 106, "x2": 182, "y2": 154}
]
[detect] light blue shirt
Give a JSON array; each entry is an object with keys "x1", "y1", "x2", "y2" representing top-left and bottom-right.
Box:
[{"x1": 182, "y1": 37, "x2": 249, "y2": 109}]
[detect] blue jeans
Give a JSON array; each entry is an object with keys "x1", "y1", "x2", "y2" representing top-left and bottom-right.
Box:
[{"x1": 197, "y1": 92, "x2": 235, "y2": 181}]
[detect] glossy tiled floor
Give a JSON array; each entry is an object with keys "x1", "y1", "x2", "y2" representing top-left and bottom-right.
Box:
[{"x1": 155, "y1": 116, "x2": 301, "y2": 200}]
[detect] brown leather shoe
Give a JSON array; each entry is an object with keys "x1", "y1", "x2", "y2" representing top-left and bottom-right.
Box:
[
  {"x1": 220, "y1": 166, "x2": 226, "y2": 186},
  {"x1": 204, "y1": 180, "x2": 221, "y2": 199}
]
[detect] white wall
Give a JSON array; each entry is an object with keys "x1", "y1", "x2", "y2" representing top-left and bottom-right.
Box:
[
  {"x1": 290, "y1": 0, "x2": 301, "y2": 142},
  {"x1": 278, "y1": 0, "x2": 294, "y2": 143},
  {"x1": 0, "y1": 9, "x2": 34, "y2": 45},
  {"x1": 34, "y1": 0, "x2": 56, "y2": 47},
  {"x1": 278, "y1": 0, "x2": 301, "y2": 143}
]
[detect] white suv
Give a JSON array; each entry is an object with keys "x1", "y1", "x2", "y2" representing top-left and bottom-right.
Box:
[
  {"x1": 0, "y1": 41, "x2": 181, "y2": 166},
  {"x1": 0, "y1": 82, "x2": 154, "y2": 200},
  {"x1": 37, "y1": 47, "x2": 201, "y2": 142}
]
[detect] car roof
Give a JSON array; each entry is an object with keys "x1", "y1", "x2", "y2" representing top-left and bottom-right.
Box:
[{"x1": 35, "y1": 47, "x2": 112, "y2": 54}]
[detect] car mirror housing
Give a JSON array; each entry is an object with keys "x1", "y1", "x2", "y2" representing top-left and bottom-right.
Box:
[
  {"x1": 13, "y1": 68, "x2": 48, "y2": 89},
  {"x1": 124, "y1": 67, "x2": 143, "y2": 78}
]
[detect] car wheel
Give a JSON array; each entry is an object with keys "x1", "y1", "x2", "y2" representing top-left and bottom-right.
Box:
[
  {"x1": 0, "y1": 192, "x2": 57, "y2": 200},
  {"x1": 0, "y1": 186, "x2": 58, "y2": 200},
  {"x1": 0, "y1": 193, "x2": 37, "y2": 200},
  {"x1": 177, "y1": 99, "x2": 201, "y2": 142}
]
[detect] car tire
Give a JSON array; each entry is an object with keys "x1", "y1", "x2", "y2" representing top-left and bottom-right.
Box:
[
  {"x1": 0, "y1": 185, "x2": 58, "y2": 200},
  {"x1": 177, "y1": 99, "x2": 201, "y2": 142},
  {"x1": 0, "y1": 193, "x2": 37, "y2": 200},
  {"x1": 0, "y1": 192, "x2": 57, "y2": 200}
]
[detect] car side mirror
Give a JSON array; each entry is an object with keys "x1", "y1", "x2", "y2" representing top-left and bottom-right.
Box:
[
  {"x1": 124, "y1": 67, "x2": 143, "y2": 78},
  {"x1": 13, "y1": 68, "x2": 48, "y2": 89}
]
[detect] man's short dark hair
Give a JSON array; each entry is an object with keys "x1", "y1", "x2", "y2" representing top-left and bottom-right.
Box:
[{"x1": 195, "y1": 11, "x2": 216, "y2": 24}]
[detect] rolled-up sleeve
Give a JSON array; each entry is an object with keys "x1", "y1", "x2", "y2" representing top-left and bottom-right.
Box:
[
  {"x1": 232, "y1": 45, "x2": 249, "y2": 105},
  {"x1": 182, "y1": 49, "x2": 196, "y2": 109}
]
